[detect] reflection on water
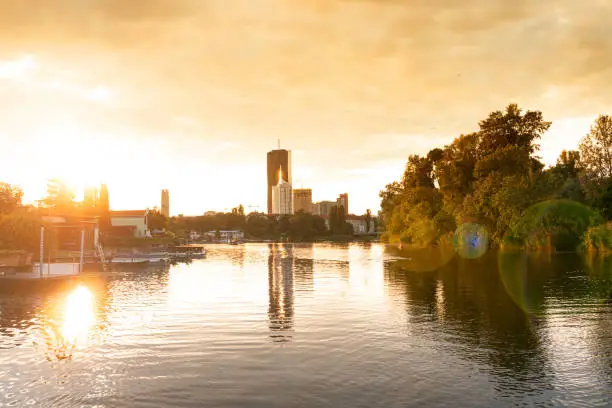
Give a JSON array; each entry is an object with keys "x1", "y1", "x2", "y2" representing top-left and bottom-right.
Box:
[
  {"x1": 268, "y1": 244, "x2": 295, "y2": 342},
  {"x1": 0, "y1": 244, "x2": 610, "y2": 407},
  {"x1": 42, "y1": 286, "x2": 96, "y2": 361},
  {"x1": 60, "y1": 286, "x2": 95, "y2": 347}
]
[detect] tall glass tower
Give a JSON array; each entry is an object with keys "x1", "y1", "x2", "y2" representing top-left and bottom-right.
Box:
[{"x1": 267, "y1": 149, "x2": 292, "y2": 214}]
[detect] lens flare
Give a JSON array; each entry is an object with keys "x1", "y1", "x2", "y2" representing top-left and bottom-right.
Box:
[
  {"x1": 512, "y1": 199, "x2": 601, "y2": 252},
  {"x1": 454, "y1": 223, "x2": 489, "y2": 259},
  {"x1": 498, "y1": 252, "x2": 546, "y2": 315}
]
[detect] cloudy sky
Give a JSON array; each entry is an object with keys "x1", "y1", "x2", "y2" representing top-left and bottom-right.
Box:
[{"x1": 0, "y1": 0, "x2": 610, "y2": 215}]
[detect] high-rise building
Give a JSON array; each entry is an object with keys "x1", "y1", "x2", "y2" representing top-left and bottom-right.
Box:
[
  {"x1": 336, "y1": 193, "x2": 349, "y2": 215},
  {"x1": 313, "y1": 201, "x2": 336, "y2": 218},
  {"x1": 293, "y1": 188, "x2": 312, "y2": 213},
  {"x1": 271, "y1": 168, "x2": 293, "y2": 215},
  {"x1": 161, "y1": 189, "x2": 170, "y2": 218},
  {"x1": 267, "y1": 149, "x2": 292, "y2": 214}
]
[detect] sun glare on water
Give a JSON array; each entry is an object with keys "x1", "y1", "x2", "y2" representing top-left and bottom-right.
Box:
[{"x1": 60, "y1": 285, "x2": 96, "y2": 347}]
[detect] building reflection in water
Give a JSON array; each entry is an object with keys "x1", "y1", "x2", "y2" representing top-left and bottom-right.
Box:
[
  {"x1": 293, "y1": 243, "x2": 314, "y2": 293},
  {"x1": 267, "y1": 243, "x2": 295, "y2": 342}
]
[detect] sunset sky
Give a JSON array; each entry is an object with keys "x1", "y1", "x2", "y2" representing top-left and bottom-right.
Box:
[{"x1": 0, "y1": 0, "x2": 610, "y2": 215}]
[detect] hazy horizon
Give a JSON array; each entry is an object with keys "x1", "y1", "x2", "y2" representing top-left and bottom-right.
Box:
[{"x1": 0, "y1": 0, "x2": 610, "y2": 215}]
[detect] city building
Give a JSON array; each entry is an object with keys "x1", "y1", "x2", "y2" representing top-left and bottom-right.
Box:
[
  {"x1": 267, "y1": 149, "x2": 292, "y2": 214},
  {"x1": 313, "y1": 201, "x2": 335, "y2": 217},
  {"x1": 110, "y1": 210, "x2": 150, "y2": 238},
  {"x1": 271, "y1": 167, "x2": 293, "y2": 215},
  {"x1": 293, "y1": 188, "x2": 313, "y2": 213},
  {"x1": 346, "y1": 215, "x2": 376, "y2": 235},
  {"x1": 336, "y1": 193, "x2": 349, "y2": 215},
  {"x1": 161, "y1": 189, "x2": 170, "y2": 218}
]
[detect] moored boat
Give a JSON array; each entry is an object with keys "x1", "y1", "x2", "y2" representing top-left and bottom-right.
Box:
[{"x1": 168, "y1": 244, "x2": 207, "y2": 261}]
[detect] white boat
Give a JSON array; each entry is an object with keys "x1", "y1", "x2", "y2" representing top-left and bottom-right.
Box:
[
  {"x1": 110, "y1": 252, "x2": 170, "y2": 264},
  {"x1": 168, "y1": 245, "x2": 207, "y2": 260}
]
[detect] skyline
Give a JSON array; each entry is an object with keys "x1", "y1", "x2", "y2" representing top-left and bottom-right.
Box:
[{"x1": 0, "y1": 0, "x2": 610, "y2": 215}]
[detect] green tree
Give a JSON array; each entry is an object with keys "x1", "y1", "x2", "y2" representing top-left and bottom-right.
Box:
[
  {"x1": 330, "y1": 205, "x2": 339, "y2": 232},
  {"x1": 555, "y1": 150, "x2": 581, "y2": 179},
  {"x1": 245, "y1": 213, "x2": 274, "y2": 238},
  {"x1": 147, "y1": 208, "x2": 168, "y2": 231},
  {"x1": 402, "y1": 155, "x2": 435, "y2": 189},
  {"x1": 579, "y1": 115, "x2": 612, "y2": 201},
  {"x1": 364, "y1": 209, "x2": 372, "y2": 233},
  {"x1": 0, "y1": 208, "x2": 42, "y2": 250},
  {"x1": 540, "y1": 151, "x2": 585, "y2": 203},
  {"x1": 478, "y1": 103, "x2": 551, "y2": 157},
  {"x1": 287, "y1": 211, "x2": 327, "y2": 240},
  {"x1": 592, "y1": 182, "x2": 612, "y2": 220},
  {"x1": 437, "y1": 134, "x2": 479, "y2": 194},
  {"x1": 381, "y1": 103, "x2": 553, "y2": 246},
  {"x1": 0, "y1": 182, "x2": 23, "y2": 215},
  {"x1": 338, "y1": 205, "x2": 346, "y2": 226}
]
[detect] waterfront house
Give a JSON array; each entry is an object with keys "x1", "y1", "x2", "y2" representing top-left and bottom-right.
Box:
[
  {"x1": 41, "y1": 215, "x2": 101, "y2": 251},
  {"x1": 110, "y1": 210, "x2": 150, "y2": 238}
]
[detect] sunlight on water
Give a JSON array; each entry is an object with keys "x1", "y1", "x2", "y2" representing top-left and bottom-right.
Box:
[
  {"x1": 60, "y1": 285, "x2": 95, "y2": 346},
  {"x1": 40, "y1": 285, "x2": 96, "y2": 361}
]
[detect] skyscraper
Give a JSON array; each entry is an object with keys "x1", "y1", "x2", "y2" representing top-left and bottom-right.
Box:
[
  {"x1": 161, "y1": 189, "x2": 170, "y2": 218},
  {"x1": 272, "y1": 169, "x2": 293, "y2": 215},
  {"x1": 267, "y1": 149, "x2": 292, "y2": 214},
  {"x1": 293, "y1": 188, "x2": 313, "y2": 213}
]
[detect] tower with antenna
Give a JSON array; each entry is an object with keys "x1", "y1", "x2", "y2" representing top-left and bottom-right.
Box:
[{"x1": 266, "y1": 141, "x2": 292, "y2": 215}]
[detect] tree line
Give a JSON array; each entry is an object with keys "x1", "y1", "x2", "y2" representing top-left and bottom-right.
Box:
[
  {"x1": 0, "y1": 180, "x2": 112, "y2": 251},
  {"x1": 380, "y1": 104, "x2": 612, "y2": 252},
  {"x1": 168, "y1": 204, "x2": 356, "y2": 242}
]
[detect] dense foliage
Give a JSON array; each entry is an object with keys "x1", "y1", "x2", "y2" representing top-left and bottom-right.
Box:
[
  {"x1": 0, "y1": 207, "x2": 43, "y2": 251},
  {"x1": 380, "y1": 105, "x2": 612, "y2": 252}
]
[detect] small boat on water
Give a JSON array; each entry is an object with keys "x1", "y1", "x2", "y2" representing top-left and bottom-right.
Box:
[
  {"x1": 168, "y1": 245, "x2": 207, "y2": 261},
  {"x1": 109, "y1": 252, "x2": 170, "y2": 264}
]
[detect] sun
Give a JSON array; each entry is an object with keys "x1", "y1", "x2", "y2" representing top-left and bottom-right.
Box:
[{"x1": 34, "y1": 122, "x2": 109, "y2": 196}]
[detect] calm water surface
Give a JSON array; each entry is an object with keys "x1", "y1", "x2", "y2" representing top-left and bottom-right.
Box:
[{"x1": 1, "y1": 243, "x2": 611, "y2": 407}]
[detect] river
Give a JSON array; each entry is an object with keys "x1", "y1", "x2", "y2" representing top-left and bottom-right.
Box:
[{"x1": 1, "y1": 243, "x2": 610, "y2": 407}]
